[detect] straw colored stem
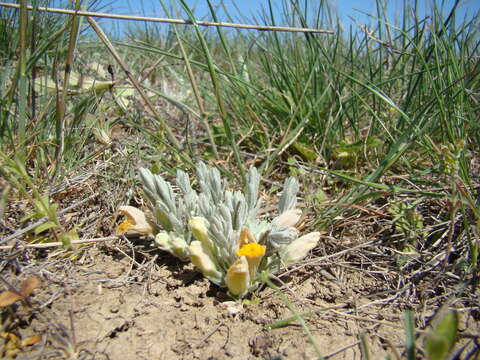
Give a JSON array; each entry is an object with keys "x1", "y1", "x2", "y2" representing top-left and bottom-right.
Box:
[
  {"x1": 0, "y1": 2, "x2": 334, "y2": 34},
  {"x1": 0, "y1": 236, "x2": 119, "y2": 250},
  {"x1": 54, "y1": 0, "x2": 82, "y2": 177}
]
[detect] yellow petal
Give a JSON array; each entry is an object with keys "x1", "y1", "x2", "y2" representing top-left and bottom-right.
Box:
[
  {"x1": 272, "y1": 209, "x2": 302, "y2": 227},
  {"x1": 236, "y1": 243, "x2": 266, "y2": 258},
  {"x1": 169, "y1": 235, "x2": 189, "y2": 261},
  {"x1": 116, "y1": 219, "x2": 133, "y2": 235},
  {"x1": 116, "y1": 206, "x2": 153, "y2": 235},
  {"x1": 237, "y1": 243, "x2": 265, "y2": 281},
  {"x1": 0, "y1": 291, "x2": 23, "y2": 307},
  {"x1": 20, "y1": 276, "x2": 40, "y2": 297},
  {"x1": 281, "y1": 232, "x2": 321, "y2": 264},
  {"x1": 226, "y1": 256, "x2": 250, "y2": 297},
  {"x1": 21, "y1": 335, "x2": 41, "y2": 347}
]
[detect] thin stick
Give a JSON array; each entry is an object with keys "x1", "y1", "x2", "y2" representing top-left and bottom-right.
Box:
[
  {"x1": 323, "y1": 341, "x2": 360, "y2": 359},
  {"x1": 0, "y1": 236, "x2": 119, "y2": 250},
  {"x1": 0, "y1": 3, "x2": 334, "y2": 34},
  {"x1": 54, "y1": 0, "x2": 82, "y2": 179}
]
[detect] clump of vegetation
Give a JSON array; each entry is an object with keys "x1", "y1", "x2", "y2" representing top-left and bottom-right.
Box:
[
  {"x1": 0, "y1": 0, "x2": 479, "y2": 357},
  {"x1": 117, "y1": 162, "x2": 320, "y2": 297}
]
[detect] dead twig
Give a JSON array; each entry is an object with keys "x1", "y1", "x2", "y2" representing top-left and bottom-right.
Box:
[
  {"x1": 0, "y1": 236, "x2": 119, "y2": 250},
  {"x1": 0, "y1": 2, "x2": 334, "y2": 34}
]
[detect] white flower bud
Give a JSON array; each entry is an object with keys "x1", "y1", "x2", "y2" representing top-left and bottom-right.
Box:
[
  {"x1": 154, "y1": 232, "x2": 170, "y2": 249},
  {"x1": 280, "y1": 232, "x2": 321, "y2": 264},
  {"x1": 272, "y1": 209, "x2": 302, "y2": 227},
  {"x1": 188, "y1": 217, "x2": 212, "y2": 249},
  {"x1": 189, "y1": 241, "x2": 222, "y2": 284}
]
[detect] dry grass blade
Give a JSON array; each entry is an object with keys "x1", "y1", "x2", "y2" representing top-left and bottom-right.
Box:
[
  {"x1": 0, "y1": 236, "x2": 119, "y2": 250},
  {"x1": 0, "y1": 2, "x2": 334, "y2": 34}
]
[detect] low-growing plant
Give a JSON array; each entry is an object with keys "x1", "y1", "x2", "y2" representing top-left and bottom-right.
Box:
[
  {"x1": 117, "y1": 162, "x2": 321, "y2": 298},
  {"x1": 0, "y1": 151, "x2": 78, "y2": 247}
]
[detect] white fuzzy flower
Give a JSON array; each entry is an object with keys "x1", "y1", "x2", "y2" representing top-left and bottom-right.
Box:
[
  {"x1": 272, "y1": 209, "x2": 302, "y2": 227},
  {"x1": 189, "y1": 241, "x2": 222, "y2": 284},
  {"x1": 280, "y1": 232, "x2": 321, "y2": 264}
]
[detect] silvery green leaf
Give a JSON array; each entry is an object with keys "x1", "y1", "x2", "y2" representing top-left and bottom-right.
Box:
[
  {"x1": 184, "y1": 191, "x2": 198, "y2": 215},
  {"x1": 223, "y1": 191, "x2": 245, "y2": 230},
  {"x1": 176, "y1": 198, "x2": 185, "y2": 218},
  {"x1": 219, "y1": 204, "x2": 233, "y2": 234},
  {"x1": 141, "y1": 186, "x2": 159, "y2": 207},
  {"x1": 216, "y1": 247, "x2": 231, "y2": 271},
  {"x1": 206, "y1": 166, "x2": 224, "y2": 204},
  {"x1": 228, "y1": 230, "x2": 240, "y2": 252},
  {"x1": 168, "y1": 212, "x2": 184, "y2": 233},
  {"x1": 196, "y1": 162, "x2": 211, "y2": 198},
  {"x1": 176, "y1": 169, "x2": 193, "y2": 194},
  {"x1": 245, "y1": 166, "x2": 260, "y2": 210},
  {"x1": 249, "y1": 221, "x2": 271, "y2": 241},
  {"x1": 210, "y1": 215, "x2": 229, "y2": 246},
  {"x1": 223, "y1": 191, "x2": 233, "y2": 210},
  {"x1": 198, "y1": 193, "x2": 213, "y2": 218},
  {"x1": 154, "y1": 207, "x2": 173, "y2": 231},
  {"x1": 278, "y1": 177, "x2": 299, "y2": 213},
  {"x1": 139, "y1": 169, "x2": 162, "y2": 206},
  {"x1": 232, "y1": 199, "x2": 247, "y2": 230},
  {"x1": 138, "y1": 168, "x2": 156, "y2": 194},
  {"x1": 267, "y1": 226, "x2": 299, "y2": 247},
  {"x1": 153, "y1": 176, "x2": 176, "y2": 212}
]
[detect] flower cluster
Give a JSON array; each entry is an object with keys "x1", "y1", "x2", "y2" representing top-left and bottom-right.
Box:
[{"x1": 116, "y1": 162, "x2": 320, "y2": 298}]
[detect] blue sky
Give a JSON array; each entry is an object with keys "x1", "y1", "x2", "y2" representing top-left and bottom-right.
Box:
[{"x1": 107, "y1": 0, "x2": 480, "y2": 23}]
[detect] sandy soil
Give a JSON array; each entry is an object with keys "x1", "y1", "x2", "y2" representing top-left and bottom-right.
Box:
[{"x1": 5, "y1": 243, "x2": 408, "y2": 360}]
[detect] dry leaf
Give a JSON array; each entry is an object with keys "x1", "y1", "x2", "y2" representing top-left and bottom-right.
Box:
[
  {"x1": 21, "y1": 335, "x2": 41, "y2": 347},
  {"x1": 0, "y1": 290, "x2": 23, "y2": 307},
  {"x1": 20, "y1": 276, "x2": 40, "y2": 297},
  {"x1": 0, "y1": 276, "x2": 40, "y2": 307}
]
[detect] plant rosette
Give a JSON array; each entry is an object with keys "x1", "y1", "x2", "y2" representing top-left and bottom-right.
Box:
[{"x1": 116, "y1": 162, "x2": 321, "y2": 298}]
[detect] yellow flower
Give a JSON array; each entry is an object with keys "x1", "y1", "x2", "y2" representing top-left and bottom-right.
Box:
[
  {"x1": 155, "y1": 232, "x2": 189, "y2": 261},
  {"x1": 226, "y1": 256, "x2": 250, "y2": 297},
  {"x1": 154, "y1": 232, "x2": 170, "y2": 249},
  {"x1": 236, "y1": 243, "x2": 266, "y2": 281},
  {"x1": 236, "y1": 243, "x2": 266, "y2": 258},
  {"x1": 116, "y1": 206, "x2": 153, "y2": 236}
]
